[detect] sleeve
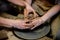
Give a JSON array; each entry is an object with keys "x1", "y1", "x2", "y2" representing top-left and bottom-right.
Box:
[
  {"x1": 0, "y1": 0, "x2": 9, "y2": 13},
  {"x1": 55, "y1": 0, "x2": 60, "y2": 5}
]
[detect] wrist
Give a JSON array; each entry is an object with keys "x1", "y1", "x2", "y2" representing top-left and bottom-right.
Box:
[{"x1": 0, "y1": 17, "x2": 15, "y2": 27}]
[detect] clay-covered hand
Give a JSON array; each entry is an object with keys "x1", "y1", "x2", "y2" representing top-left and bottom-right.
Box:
[
  {"x1": 30, "y1": 17, "x2": 44, "y2": 30},
  {"x1": 13, "y1": 19, "x2": 32, "y2": 29},
  {"x1": 24, "y1": 2, "x2": 38, "y2": 19}
]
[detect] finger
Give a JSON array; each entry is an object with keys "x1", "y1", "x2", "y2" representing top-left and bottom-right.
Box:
[
  {"x1": 25, "y1": 19, "x2": 32, "y2": 23},
  {"x1": 18, "y1": 26, "x2": 30, "y2": 29},
  {"x1": 24, "y1": 25, "x2": 33, "y2": 28},
  {"x1": 31, "y1": 24, "x2": 38, "y2": 30},
  {"x1": 24, "y1": 27, "x2": 30, "y2": 29},
  {"x1": 24, "y1": 23, "x2": 32, "y2": 25},
  {"x1": 23, "y1": 24, "x2": 34, "y2": 28},
  {"x1": 31, "y1": 26, "x2": 36, "y2": 30}
]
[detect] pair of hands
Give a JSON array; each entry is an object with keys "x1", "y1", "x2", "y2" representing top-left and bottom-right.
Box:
[
  {"x1": 14, "y1": 3, "x2": 43, "y2": 30},
  {"x1": 14, "y1": 17, "x2": 43, "y2": 30}
]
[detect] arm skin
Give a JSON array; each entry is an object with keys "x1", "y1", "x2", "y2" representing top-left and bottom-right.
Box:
[
  {"x1": 31, "y1": 5, "x2": 60, "y2": 29},
  {"x1": 8, "y1": 0, "x2": 32, "y2": 6},
  {"x1": 41, "y1": 5, "x2": 60, "y2": 22},
  {"x1": 0, "y1": 0, "x2": 33, "y2": 29},
  {"x1": 7, "y1": 0, "x2": 60, "y2": 24},
  {"x1": 25, "y1": 0, "x2": 32, "y2": 5},
  {"x1": 0, "y1": 17, "x2": 16, "y2": 28},
  {"x1": 0, "y1": 17, "x2": 32, "y2": 29},
  {"x1": 8, "y1": 0, "x2": 26, "y2": 6}
]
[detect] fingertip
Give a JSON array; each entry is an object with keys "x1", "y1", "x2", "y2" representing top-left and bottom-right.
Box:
[
  {"x1": 31, "y1": 26, "x2": 36, "y2": 30},
  {"x1": 31, "y1": 27, "x2": 34, "y2": 30}
]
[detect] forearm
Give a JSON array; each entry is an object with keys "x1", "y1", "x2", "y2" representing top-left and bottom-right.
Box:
[
  {"x1": 0, "y1": 17, "x2": 15, "y2": 28},
  {"x1": 8, "y1": 0, "x2": 26, "y2": 6},
  {"x1": 41, "y1": 5, "x2": 60, "y2": 22},
  {"x1": 25, "y1": 0, "x2": 32, "y2": 5},
  {"x1": 8, "y1": 0, "x2": 33, "y2": 6}
]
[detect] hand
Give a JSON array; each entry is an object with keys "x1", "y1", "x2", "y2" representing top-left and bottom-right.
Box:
[
  {"x1": 30, "y1": 17, "x2": 44, "y2": 30},
  {"x1": 13, "y1": 19, "x2": 32, "y2": 29},
  {"x1": 0, "y1": 17, "x2": 32, "y2": 29},
  {"x1": 24, "y1": 2, "x2": 38, "y2": 19}
]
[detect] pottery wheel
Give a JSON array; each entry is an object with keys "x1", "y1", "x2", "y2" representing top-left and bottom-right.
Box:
[
  {"x1": 13, "y1": 23, "x2": 50, "y2": 39},
  {"x1": 12, "y1": 2, "x2": 50, "y2": 40},
  {"x1": 0, "y1": 0, "x2": 51, "y2": 39}
]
